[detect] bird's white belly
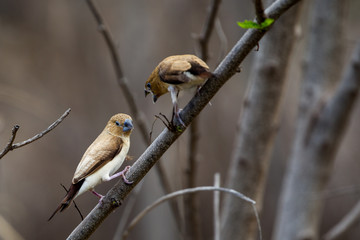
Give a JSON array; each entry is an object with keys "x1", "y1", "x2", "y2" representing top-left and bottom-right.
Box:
[{"x1": 75, "y1": 142, "x2": 129, "y2": 198}]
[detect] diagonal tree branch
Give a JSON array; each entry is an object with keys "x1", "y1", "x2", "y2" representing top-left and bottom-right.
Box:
[
  {"x1": 0, "y1": 108, "x2": 71, "y2": 159},
  {"x1": 67, "y1": 0, "x2": 303, "y2": 239}
]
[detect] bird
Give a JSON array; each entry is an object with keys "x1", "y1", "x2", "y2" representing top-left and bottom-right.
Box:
[
  {"x1": 48, "y1": 113, "x2": 134, "y2": 221},
  {"x1": 144, "y1": 54, "x2": 212, "y2": 127}
]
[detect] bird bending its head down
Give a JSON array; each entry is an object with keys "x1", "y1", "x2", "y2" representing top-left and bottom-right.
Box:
[{"x1": 145, "y1": 54, "x2": 212, "y2": 126}]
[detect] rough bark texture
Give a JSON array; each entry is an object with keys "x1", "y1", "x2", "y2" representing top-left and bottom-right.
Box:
[
  {"x1": 272, "y1": 1, "x2": 354, "y2": 240},
  {"x1": 220, "y1": 1, "x2": 302, "y2": 239}
]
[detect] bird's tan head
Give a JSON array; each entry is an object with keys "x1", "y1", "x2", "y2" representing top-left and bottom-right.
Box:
[
  {"x1": 106, "y1": 113, "x2": 134, "y2": 137},
  {"x1": 144, "y1": 67, "x2": 169, "y2": 103}
]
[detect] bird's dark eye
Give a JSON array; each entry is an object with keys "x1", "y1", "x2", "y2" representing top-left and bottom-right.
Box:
[
  {"x1": 147, "y1": 83, "x2": 151, "y2": 88},
  {"x1": 115, "y1": 121, "x2": 120, "y2": 126}
]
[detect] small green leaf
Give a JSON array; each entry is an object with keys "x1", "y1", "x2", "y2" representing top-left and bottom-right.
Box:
[
  {"x1": 237, "y1": 20, "x2": 261, "y2": 29},
  {"x1": 237, "y1": 18, "x2": 274, "y2": 30},
  {"x1": 260, "y1": 18, "x2": 274, "y2": 28}
]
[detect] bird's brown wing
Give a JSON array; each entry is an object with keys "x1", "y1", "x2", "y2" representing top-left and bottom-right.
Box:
[
  {"x1": 72, "y1": 134, "x2": 122, "y2": 184},
  {"x1": 159, "y1": 58, "x2": 211, "y2": 85}
]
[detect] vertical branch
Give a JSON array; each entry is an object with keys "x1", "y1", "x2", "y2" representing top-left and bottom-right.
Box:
[
  {"x1": 220, "y1": 0, "x2": 302, "y2": 239},
  {"x1": 273, "y1": 0, "x2": 349, "y2": 239},
  {"x1": 253, "y1": 0, "x2": 267, "y2": 23},
  {"x1": 213, "y1": 173, "x2": 221, "y2": 240},
  {"x1": 84, "y1": 0, "x2": 182, "y2": 232},
  {"x1": 184, "y1": 0, "x2": 222, "y2": 239}
]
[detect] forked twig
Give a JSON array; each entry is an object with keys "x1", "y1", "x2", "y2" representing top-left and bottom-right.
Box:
[{"x1": 0, "y1": 108, "x2": 71, "y2": 159}]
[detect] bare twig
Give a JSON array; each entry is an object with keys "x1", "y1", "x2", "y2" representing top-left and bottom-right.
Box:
[
  {"x1": 112, "y1": 182, "x2": 144, "y2": 240},
  {"x1": 0, "y1": 108, "x2": 71, "y2": 159},
  {"x1": 323, "y1": 199, "x2": 360, "y2": 240},
  {"x1": 60, "y1": 184, "x2": 84, "y2": 221},
  {"x1": 66, "y1": 1, "x2": 303, "y2": 238},
  {"x1": 122, "y1": 186, "x2": 258, "y2": 239},
  {"x1": 253, "y1": 0, "x2": 267, "y2": 23},
  {"x1": 84, "y1": 0, "x2": 182, "y2": 231},
  {"x1": 84, "y1": 0, "x2": 147, "y2": 141},
  {"x1": 197, "y1": 0, "x2": 222, "y2": 61},
  {"x1": 215, "y1": 18, "x2": 228, "y2": 64}
]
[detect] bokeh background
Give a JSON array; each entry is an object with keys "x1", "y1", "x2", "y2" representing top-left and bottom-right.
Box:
[{"x1": 0, "y1": 0, "x2": 359, "y2": 239}]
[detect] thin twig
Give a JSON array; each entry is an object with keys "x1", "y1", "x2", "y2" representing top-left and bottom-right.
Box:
[
  {"x1": 323, "y1": 199, "x2": 360, "y2": 240},
  {"x1": 254, "y1": 0, "x2": 266, "y2": 23},
  {"x1": 215, "y1": 18, "x2": 228, "y2": 64},
  {"x1": 213, "y1": 174, "x2": 221, "y2": 240},
  {"x1": 198, "y1": 0, "x2": 222, "y2": 62},
  {"x1": 112, "y1": 181, "x2": 144, "y2": 240},
  {"x1": 84, "y1": 0, "x2": 147, "y2": 140},
  {"x1": 60, "y1": 184, "x2": 84, "y2": 221},
  {"x1": 0, "y1": 125, "x2": 19, "y2": 159},
  {"x1": 84, "y1": 0, "x2": 182, "y2": 231},
  {"x1": 0, "y1": 108, "x2": 71, "y2": 159},
  {"x1": 122, "y1": 186, "x2": 259, "y2": 240}
]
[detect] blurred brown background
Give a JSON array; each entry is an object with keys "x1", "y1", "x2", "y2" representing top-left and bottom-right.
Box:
[{"x1": 0, "y1": 0, "x2": 359, "y2": 239}]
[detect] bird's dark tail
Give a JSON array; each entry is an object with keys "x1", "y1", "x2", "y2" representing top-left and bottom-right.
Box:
[{"x1": 48, "y1": 179, "x2": 84, "y2": 221}]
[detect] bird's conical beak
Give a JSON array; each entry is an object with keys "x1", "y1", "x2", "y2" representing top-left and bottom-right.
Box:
[
  {"x1": 123, "y1": 119, "x2": 133, "y2": 132},
  {"x1": 145, "y1": 89, "x2": 150, "y2": 97}
]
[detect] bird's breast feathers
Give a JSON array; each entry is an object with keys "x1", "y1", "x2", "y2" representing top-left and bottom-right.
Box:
[{"x1": 72, "y1": 132, "x2": 128, "y2": 184}]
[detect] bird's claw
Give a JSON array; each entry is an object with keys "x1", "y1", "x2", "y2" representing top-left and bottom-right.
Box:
[{"x1": 121, "y1": 166, "x2": 133, "y2": 184}]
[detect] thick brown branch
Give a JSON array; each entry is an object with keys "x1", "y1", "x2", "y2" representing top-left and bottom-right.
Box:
[
  {"x1": 67, "y1": 0, "x2": 302, "y2": 238},
  {"x1": 0, "y1": 108, "x2": 71, "y2": 160}
]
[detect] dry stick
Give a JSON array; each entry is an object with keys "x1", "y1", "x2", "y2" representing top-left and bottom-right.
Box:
[
  {"x1": 66, "y1": 1, "x2": 303, "y2": 239},
  {"x1": 184, "y1": 0, "x2": 223, "y2": 239},
  {"x1": 122, "y1": 186, "x2": 259, "y2": 240},
  {"x1": 323, "y1": 199, "x2": 360, "y2": 240},
  {"x1": 111, "y1": 181, "x2": 144, "y2": 240},
  {"x1": 198, "y1": 0, "x2": 222, "y2": 61},
  {"x1": 0, "y1": 108, "x2": 71, "y2": 159},
  {"x1": 84, "y1": 0, "x2": 182, "y2": 232},
  {"x1": 215, "y1": 18, "x2": 228, "y2": 64}
]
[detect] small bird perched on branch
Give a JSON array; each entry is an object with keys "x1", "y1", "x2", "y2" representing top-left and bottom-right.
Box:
[
  {"x1": 145, "y1": 54, "x2": 212, "y2": 127},
  {"x1": 48, "y1": 113, "x2": 134, "y2": 221}
]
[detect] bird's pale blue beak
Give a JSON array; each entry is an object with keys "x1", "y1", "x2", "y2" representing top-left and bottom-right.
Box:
[{"x1": 123, "y1": 119, "x2": 133, "y2": 132}]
